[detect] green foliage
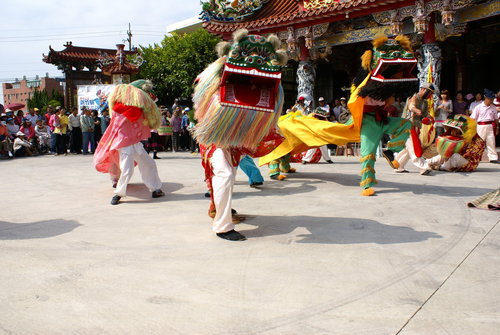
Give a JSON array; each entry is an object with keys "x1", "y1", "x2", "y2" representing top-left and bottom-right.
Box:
[
  {"x1": 27, "y1": 89, "x2": 63, "y2": 110},
  {"x1": 137, "y1": 29, "x2": 220, "y2": 106}
]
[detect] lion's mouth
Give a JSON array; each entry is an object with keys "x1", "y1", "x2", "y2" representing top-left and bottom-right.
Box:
[
  {"x1": 219, "y1": 63, "x2": 281, "y2": 112},
  {"x1": 371, "y1": 58, "x2": 418, "y2": 83}
]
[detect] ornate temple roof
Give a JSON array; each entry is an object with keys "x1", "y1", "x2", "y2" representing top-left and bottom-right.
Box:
[
  {"x1": 203, "y1": 0, "x2": 414, "y2": 34},
  {"x1": 43, "y1": 42, "x2": 137, "y2": 67}
]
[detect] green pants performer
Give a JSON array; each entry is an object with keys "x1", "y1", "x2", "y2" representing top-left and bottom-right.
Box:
[
  {"x1": 360, "y1": 112, "x2": 411, "y2": 192},
  {"x1": 269, "y1": 153, "x2": 294, "y2": 180},
  {"x1": 350, "y1": 34, "x2": 420, "y2": 196}
]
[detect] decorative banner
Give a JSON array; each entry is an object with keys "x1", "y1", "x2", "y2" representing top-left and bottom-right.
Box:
[{"x1": 77, "y1": 84, "x2": 115, "y2": 114}]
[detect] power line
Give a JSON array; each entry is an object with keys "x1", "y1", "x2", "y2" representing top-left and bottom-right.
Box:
[
  {"x1": 0, "y1": 30, "x2": 124, "y2": 39},
  {"x1": 0, "y1": 34, "x2": 123, "y2": 43}
]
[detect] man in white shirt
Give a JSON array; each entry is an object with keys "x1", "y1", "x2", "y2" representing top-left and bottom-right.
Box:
[{"x1": 470, "y1": 89, "x2": 499, "y2": 163}]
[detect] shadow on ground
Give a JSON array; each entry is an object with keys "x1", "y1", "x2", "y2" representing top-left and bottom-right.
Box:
[
  {"x1": 0, "y1": 219, "x2": 81, "y2": 240},
  {"x1": 239, "y1": 215, "x2": 441, "y2": 244},
  {"x1": 291, "y1": 171, "x2": 493, "y2": 197}
]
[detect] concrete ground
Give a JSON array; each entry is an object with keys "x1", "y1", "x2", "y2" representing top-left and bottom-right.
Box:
[{"x1": 1, "y1": 151, "x2": 499, "y2": 335}]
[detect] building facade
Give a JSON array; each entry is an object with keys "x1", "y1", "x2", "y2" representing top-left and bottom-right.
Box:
[
  {"x1": 2, "y1": 75, "x2": 64, "y2": 107},
  {"x1": 201, "y1": 0, "x2": 500, "y2": 109}
]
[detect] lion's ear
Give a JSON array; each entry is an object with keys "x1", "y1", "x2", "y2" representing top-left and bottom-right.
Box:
[
  {"x1": 361, "y1": 50, "x2": 373, "y2": 71},
  {"x1": 266, "y1": 34, "x2": 281, "y2": 50},
  {"x1": 233, "y1": 29, "x2": 249, "y2": 42},
  {"x1": 275, "y1": 49, "x2": 289, "y2": 66},
  {"x1": 215, "y1": 41, "x2": 231, "y2": 57}
]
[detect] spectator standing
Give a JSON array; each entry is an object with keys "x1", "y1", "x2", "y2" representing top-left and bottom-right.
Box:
[
  {"x1": 435, "y1": 90, "x2": 453, "y2": 136},
  {"x1": 48, "y1": 107, "x2": 58, "y2": 154},
  {"x1": 80, "y1": 109, "x2": 95, "y2": 154},
  {"x1": 470, "y1": 89, "x2": 499, "y2": 163},
  {"x1": 68, "y1": 107, "x2": 82, "y2": 154},
  {"x1": 171, "y1": 107, "x2": 182, "y2": 152},
  {"x1": 25, "y1": 108, "x2": 39, "y2": 124},
  {"x1": 92, "y1": 110, "x2": 102, "y2": 145},
  {"x1": 332, "y1": 99, "x2": 342, "y2": 121},
  {"x1": 469, "y1": 92, "x2": 484, "y2": 114},
  {"x1": 101, "y1": 109, "x2": 110, "y2": 133},
  {"x1": 53, "y1": 108, "x2": 69, "y2": 155},
  {"x1": 181, "y1": 107, "x2": 191, "y2": 151},
  {"x1": 452, "y1": 91, "x2": 468, "y2": 116},
  {"x1": 158, "y1": 111, "x2": 173, "y2": 151}
]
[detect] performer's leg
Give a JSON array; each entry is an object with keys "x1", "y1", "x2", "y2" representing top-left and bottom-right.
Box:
[
  {"x1": 134, "y1": 143, "x2": 163, "y2": 193},
  {"x1": 211, "y1": 148, "x2": 236, "y2": 234},
  {"x1": 114, "y1": 147, "x2": 135, "y2": 198},
  {"x1": 384, "y1": 118, "x2": 412, "y2": 153},
  {"x1": 405, "y1": 136, "x2": 430, "y2": 171},
  {"x1": 239, "y1": 155, "x2": 264, "y2": 185},
  {"x1": 269, "y1": 159, "x2": 285, "y2": 180},
  {"x1": 477, "y1": 125, "x2": 498, "y2": 161},
  {"x1": 319, "y1": 145, "x2": 332, "y2": 162},
  {"x1": 302, "y1": 148, "x2": 316, "y2": 163},
  {"x1": 359, "y1": 115, "x2": 383, "y2": 195},
  {"x1": 440, "y1": 153, "x2": 468, "y2": 171},
  {"x1": 395, "y1": 148, "x2": 410, "y2": 171},
  {"x1": 279, "y1": 153, "x2": 292, "y2": 172}
]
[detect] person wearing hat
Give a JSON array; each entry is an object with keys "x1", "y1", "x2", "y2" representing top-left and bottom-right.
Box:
[
  {"x1": 6, "y1": 117, "x2": 20, "y2": 137},
  {"x1": 13, "y1": 131, "x2": 33, "y2": 157},
  {"x1": 470, "y1": 89, "x2": 499, "y2": 163},
  {"x1": 394, "y1": 83, "x2": 435, "y2": 174},
  {"x1": 291, "y1": 96, "x2": 307, "y2": 114}
]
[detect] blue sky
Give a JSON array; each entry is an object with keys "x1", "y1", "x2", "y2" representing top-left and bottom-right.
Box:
[{"x1": 0, "y1": 0, "x2": 202, "y2": 104}]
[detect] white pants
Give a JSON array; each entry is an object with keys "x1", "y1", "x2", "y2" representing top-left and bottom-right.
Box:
[
  {"x1": 428, "y1": 153, "x2": 468, "y2": 171},
  {"x1": 395, "y1": 136, "x2": 429, "y2": 171},
  {"x1": 211, "y1": 148, "x2": 237, "y2": 234},
  {"x1": 114, "y1": 142, "x2": 162, "y2": 197},
  {"x1": 476, "y1": 124, "x2": 498, "y2": 161},
  {"x1": 303, "y1": 145, "x2": 330, "y2": 162}
]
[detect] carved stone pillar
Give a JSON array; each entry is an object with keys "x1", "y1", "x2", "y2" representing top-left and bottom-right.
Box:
[
  {"x1": 297, "y1": 60, "x2": 316, "y2": 112},
  {"x1": 417, "y1": 43, "x2": 441, "y2": 115}
]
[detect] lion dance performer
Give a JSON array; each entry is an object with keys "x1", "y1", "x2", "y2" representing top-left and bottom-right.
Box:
[
  {"x1": 94, "y1": 80, "x2": 165, "y2": 205},
  {"x1": 260, "y1": 35, "x2": 419, "y2": 196},
  {"x1": 428, "y1": 115, "x2": 485, "y2": 171},
  {"x1": 193, "y1": 29, "x2": 287, "y2": 241}
]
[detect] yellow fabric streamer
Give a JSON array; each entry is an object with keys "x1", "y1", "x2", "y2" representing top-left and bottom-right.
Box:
[{"x1": 258, "y1": 74, "x2": 370, "y2": 166}]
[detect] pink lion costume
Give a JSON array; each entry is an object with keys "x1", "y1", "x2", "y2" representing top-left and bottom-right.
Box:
[{"x1": 94, "y1": 79, "x2": 164, "y2": 205}]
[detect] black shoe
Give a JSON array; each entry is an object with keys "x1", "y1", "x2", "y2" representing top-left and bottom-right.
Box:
[
  {"x1": 153, "y1": 153, "x2": 160, "y2": 159},
  {"x1": 302, "y1": 161, "x2": 308, "y2": 165},
  {"x1": 382, "y1": 150, "x2": 397, "y2": 169},
  {"x1": 204, "y1": 191, "x2": 211, "y2": 198},
  {"x1": 111, "y1": 195, "x2": 121, "y2": 205},
  {"x1": 152, "y1": 190, "x2": 165, "y2": 198},
  {"x1": 112, "y1": 181, "x2": 117, "y2": 188},
  {"x1": 216, "y1": 230, "x2": 246, "y2": 241},
  {"x1": 250, "y1": 182, "x2": 263, "y2": 188},
  {"x1": 326, "y1": 160, "x2": 333, "y2": 164},
  {"x1": 490, "y1": 160, "x2": 499, "y2": 164},
  {"x1": 231, "y1": 208, "x2": 238, "y2": 215}
]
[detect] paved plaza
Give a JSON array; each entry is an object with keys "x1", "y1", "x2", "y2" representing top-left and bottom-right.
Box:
[{"x1": 1, "y1": 152, "x2": 499, "y2": 334}]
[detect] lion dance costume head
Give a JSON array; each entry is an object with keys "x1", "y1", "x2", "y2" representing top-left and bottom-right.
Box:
[
  {"x1": 436, "y1": 115, "x2": 477, "y2": 159},
  {"x1": 193, "y1": 29, "x2": 288, "y2": 151},
  {"x1": 353, "y1": 35, "x2": 419, "y2": 101}
]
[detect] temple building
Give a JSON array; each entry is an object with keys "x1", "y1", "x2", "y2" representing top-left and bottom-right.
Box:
[
  {"x1": 43, "y1": 43, "x2": 138, "y2": 108},
  {"x1": 201, "y1": 0, "x2": 500, "y2": 108}
]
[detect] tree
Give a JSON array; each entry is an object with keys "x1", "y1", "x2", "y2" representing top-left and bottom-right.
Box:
[
  {"x1": 137, "y1": 29, "x2": 220, "y2": 106},
  {"x1": 27, "y1": 89, "x2": 63, "y2": 110}
]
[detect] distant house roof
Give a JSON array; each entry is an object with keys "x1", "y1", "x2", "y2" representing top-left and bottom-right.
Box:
[{"x1": 203, "y1": 0, "x2": 414, "y2": 35}]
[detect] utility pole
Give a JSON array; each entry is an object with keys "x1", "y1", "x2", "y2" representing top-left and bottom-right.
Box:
[{"x1": 126, "y1": 23, "x2": 133, "y2": 51}]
